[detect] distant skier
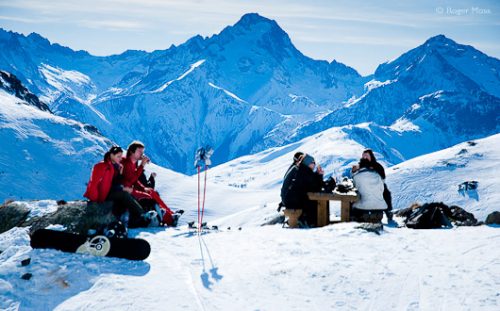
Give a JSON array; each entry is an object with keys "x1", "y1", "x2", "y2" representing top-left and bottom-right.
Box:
[
  {"x1": 122, "y1": 141, "x2": 183, "y2": 227},
  {"x1": 351, "y1": 149, "x2": 393, "y2": 222},
  {"x1": 84, "y1": 146, "x2": 153, "y2": 228},
  {"x1": 280, "y1": 153, "x2": 325, "y2": 227}
]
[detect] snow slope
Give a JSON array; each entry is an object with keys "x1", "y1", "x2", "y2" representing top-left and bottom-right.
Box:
[
  {"x1": 1, "y1": 209, "x2": 499, "y2": 310},
  {"x1": 0, "y1": 72, "x2": 111, "y2": 201},
  {"x1": 386, "y1": 133, "x2": 500, "y2": 220}
]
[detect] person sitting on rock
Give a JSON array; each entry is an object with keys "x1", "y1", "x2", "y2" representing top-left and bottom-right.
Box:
[
  {"x1": 84, "y1": 146, "x2": 153, "y2": 228},
  {"x1": 122, "y1": 141, "x2": 183, "y2": 227},
  {"x1": 280, "y1": 153, "x2": 324, "y2": 227}
]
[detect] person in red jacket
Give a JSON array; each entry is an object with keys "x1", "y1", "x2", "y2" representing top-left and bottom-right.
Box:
[
  {"x1": 84, "y1": 146, "x2": 151, "y2": 228},
  {"x1": 122, "y1": 141, "x2": 183, "y2": 226}
]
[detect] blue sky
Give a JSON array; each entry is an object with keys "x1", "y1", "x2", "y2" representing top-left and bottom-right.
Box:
[{"x1": 0, "y1": 0, "x2": 498, "y2": 75}]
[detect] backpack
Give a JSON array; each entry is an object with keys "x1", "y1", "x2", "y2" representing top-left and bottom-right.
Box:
[
  {"x1": 405, "y1": 203, "x2": 452, "y2": 229},
  {"x1": 322, "y1": 176, "x2": 336, "y2": 193},
  {"x1": 280, "y1": 165, "x2": 300, "y2": 210}
]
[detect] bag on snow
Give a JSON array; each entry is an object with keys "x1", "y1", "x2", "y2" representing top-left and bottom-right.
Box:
[{"x1": 405, "y1": 203, "x2": 452, "y2": 229}]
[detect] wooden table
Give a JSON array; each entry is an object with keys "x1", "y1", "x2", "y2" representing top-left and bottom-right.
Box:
[{"x1": 308, "y1": 192, "x2": 359, "y2": 227}]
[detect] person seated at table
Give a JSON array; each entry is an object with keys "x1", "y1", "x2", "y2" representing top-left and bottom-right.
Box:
[
  {"x1": 352, "y1": 149, "x2": 393, "y2": 221},
  {"x1": 350, "y1": 155, "x2": 387, "y2": 223},
  {"x1": 280, "y1": 153, "x2": 325, "y2": 227}
]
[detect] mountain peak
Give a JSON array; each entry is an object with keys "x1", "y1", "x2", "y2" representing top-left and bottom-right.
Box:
[
  {"x1": 202, "y1": 12, "x2": 298, "y2": 61},
  {"x1": 424, "y1": 34, "x2": 457, "y2": 47},
  {"x1": 230, "y1": 12, "x2": 284, "y2": 35},
  {"x1": 236, "y1": 13, "x2": 274, "y2": 26}
]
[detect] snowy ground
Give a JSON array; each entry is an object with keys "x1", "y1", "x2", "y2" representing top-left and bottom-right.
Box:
[
  {"x1": 1, "y1": 220, "x2": 499, "y2": 311},
  {"x1": 1, "y1": 133, "x2": 499, "y2": 310}
]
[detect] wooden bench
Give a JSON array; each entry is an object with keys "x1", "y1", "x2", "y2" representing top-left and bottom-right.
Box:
[{"x1": 307, "y1": 192, "x2": 359, "y2": 227}]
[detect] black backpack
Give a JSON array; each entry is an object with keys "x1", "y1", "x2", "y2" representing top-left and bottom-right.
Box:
[
  {"x1": 322, "y1": 176, "x2": 336, "y2": 193},
  {"x1": 405, "y1": 203, "x2": 452, "y2": 229},
  {"x1": 279, "y1": 165, "x2": 300, "y2": 211}
]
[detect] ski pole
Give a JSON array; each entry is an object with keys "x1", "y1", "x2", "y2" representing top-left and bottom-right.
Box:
[{"x1": 200, "y1": 164, "x2": 209, "y2": 228}]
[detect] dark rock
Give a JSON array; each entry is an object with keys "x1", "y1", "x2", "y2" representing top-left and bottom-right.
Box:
[
  {"x1": 21, "y1": 273, "x2": 32, "y2": 280},
  {"x1": 0, "y1": 203, "x2": 30, "y2": 234},
  {"x1": 21, "y1": 258, "x2": 31, "y2": 266},
  {"x1": 26, "y1": 201, "x2": 115, "y2": 235},
  {"x1": 0, "y1": 70, "x2": 51, "y2": 112},
  {"x1": 485, "y1": 211, "x2": 500, "y2": 225},
  {"x1": 1, "y1": 200, "x2": 116, "y2": 235},
  {"x1": 448, "y1": 205, "x2": 477, "y2": 226}
]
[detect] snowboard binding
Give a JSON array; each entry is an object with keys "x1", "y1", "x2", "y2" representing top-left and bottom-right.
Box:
[{"x1": 76, "y1": 235, "x2": 111, "y2": 256}]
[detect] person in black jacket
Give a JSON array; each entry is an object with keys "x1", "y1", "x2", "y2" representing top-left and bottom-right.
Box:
[
  {"x1": 281, "y1": 153, "x2": 325, "y2": 227},
  {"x1": 352, "y1": 149, "x2": 393, "y2": 221}
]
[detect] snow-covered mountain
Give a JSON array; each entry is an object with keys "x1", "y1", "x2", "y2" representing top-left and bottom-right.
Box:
[
  {"x1": 0, "y1": 13, "x2": 365, "y2": 173},
  {"x1": 294, "y1": 35, "x2": 500, "y2": 160},
  {"x1": 0, "y1": 71, "x2": 111, "y2": 200},
  {"x1": 1, "y1": 14, "x2": 498, "y2": 176}
]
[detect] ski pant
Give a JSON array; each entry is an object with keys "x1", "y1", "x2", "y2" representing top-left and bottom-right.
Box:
[
  {"x1": 107, "y1": 190, "x2": 148, "y2": 228},
  {"x1": 383, "y1": 184, "x2": 392, "y2": 211},
  {"x1": 132, "y1": 189, "x2": 174, "y2": 226},
  {"x1": 350, "y1": 208, "x2": 383, "y2": 223},
  {"x1": 294, "y1": 200, "x2": 317, "y2": 227},
  {"x1": 383, "y1": 184, "x2": 393, "y2": 218}
]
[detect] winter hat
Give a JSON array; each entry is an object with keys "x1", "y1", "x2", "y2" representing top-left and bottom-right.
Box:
[
  {"x1": 293, "y1": 152, "x2": 304, "y2": 163},
  {"x1": 302, "y1": 154, "x2": 315, "y2": 167}
]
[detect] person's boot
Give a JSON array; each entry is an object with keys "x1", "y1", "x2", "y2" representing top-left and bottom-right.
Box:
[
  {"x1": 386, "y1": 210, "x2": 394, "y2": 222},
  {"x1": 171, "y1": 213, "x2": 181, "y2": 227}
]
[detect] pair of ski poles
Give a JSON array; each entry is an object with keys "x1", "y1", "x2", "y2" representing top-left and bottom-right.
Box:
[{"x1": 197, "y1": 164, "x2": 209, "y2": 232}]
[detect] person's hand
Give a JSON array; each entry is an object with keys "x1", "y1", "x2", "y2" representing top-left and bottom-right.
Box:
[
  {"x1": 317, "y1": 165, "x2": 324, "y2": 175},
  {"x1": 123, "y1": 187, "x2": 133, "y2": 194},
  {"x1": 118, "y1": 163, "x2": 124, "y2": 174},
  {"x1": 352, "y1": 164, "x2": 359, "y2": 173},
  {"x1": 151, "y1": 172, "x2": 157, "y2": 178}
]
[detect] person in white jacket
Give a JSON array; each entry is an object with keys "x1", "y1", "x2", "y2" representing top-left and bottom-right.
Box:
[
  {"x1": 351, "y1": 159, "x2": 387, "y2": 223},
  {"x1": 352, "y1": 149, "x2": 393, "y2": 222}
]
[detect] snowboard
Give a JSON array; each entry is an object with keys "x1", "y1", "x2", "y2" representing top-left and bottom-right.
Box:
[{"x1": 30, "y1": 229, "x2": 151, "y2": 261}]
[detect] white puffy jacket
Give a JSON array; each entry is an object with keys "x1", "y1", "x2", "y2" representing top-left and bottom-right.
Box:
[{"x1": 352, "y1": 168, "x2": 387, "y2": 211}]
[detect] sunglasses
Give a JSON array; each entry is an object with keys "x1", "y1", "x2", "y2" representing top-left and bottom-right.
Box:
[{"x1": 110, "y1": 146, "x2": 123, "y2": 153}]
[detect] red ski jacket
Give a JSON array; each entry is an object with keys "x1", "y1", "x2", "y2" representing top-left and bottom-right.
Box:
[
  {"x1": 121, "y1": 157, "x2": 146, "y2": 191},
  {"x1": 83, "y1": 160, "x2": 115, "y2": 202}
]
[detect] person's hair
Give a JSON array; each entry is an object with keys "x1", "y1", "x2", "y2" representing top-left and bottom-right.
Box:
[
  {"x1": 127, "y1": 141, "x2": 145, "y2": 157},
  {"x1": 104, "y1": 146, "x2": 123, "y2": 161},
  {"x1": 362, "y1": 149, "x2": 377, "y2": 163},
  {"x1": 293, "y1": 152, "x2": 304, "y2": 164}
]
